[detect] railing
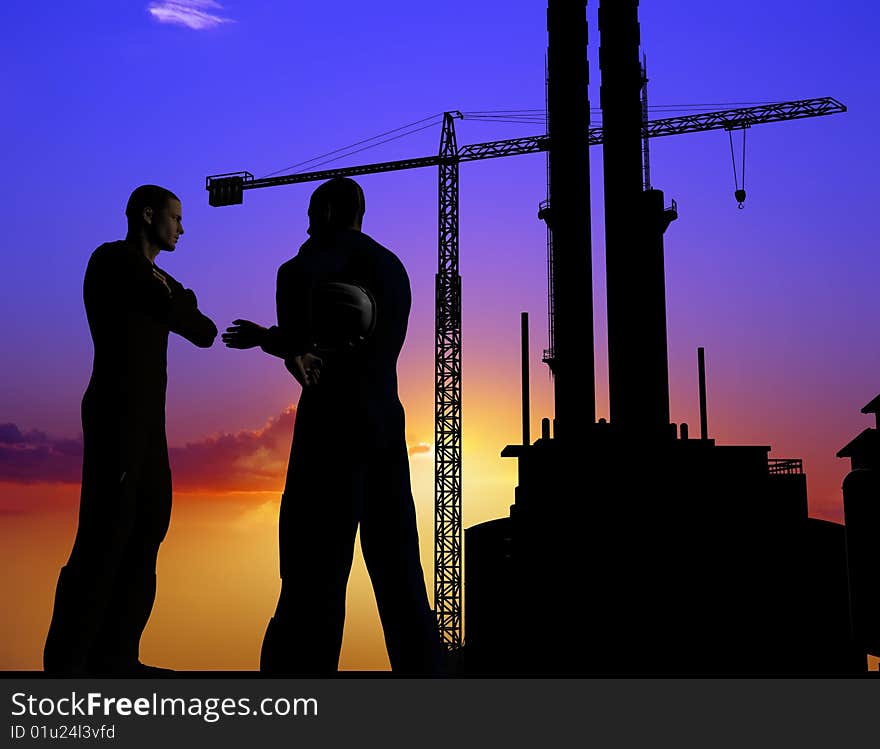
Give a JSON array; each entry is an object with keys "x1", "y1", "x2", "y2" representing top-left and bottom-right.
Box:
[{"x1": 768, "y1": 458, "x2": 803, "y2": 475}]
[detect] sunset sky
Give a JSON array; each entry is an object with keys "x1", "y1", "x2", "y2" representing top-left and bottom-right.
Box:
[{"x1": 1, "y1": 0, "x2": 877, "y2": 671}]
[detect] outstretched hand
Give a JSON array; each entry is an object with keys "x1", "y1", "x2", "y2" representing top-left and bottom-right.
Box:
[
  {"x1": 285, "y1": 353, "x2": 324, "y2": 388},
  {"x1": 222, "y1": 319, "x2": 267, "y2": 349}
]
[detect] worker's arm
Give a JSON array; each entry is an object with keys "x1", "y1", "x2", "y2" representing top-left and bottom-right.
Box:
[
  {"x1": 85, "y1": 244, "x2": 185, "y2": 332},
  {"x1": 261, "y1": 260, "x2": 311, "y2": 359},
  {"x1": 265, "y1": 260, "x2": 324, "y2": 387},
  {"x1": 222, "y1": 258, "x2": 320, "y2": 385},
  {"x1": 156, "y1": 268, "x2": 218, "y2": 348},
  {"x1": 224, "y1": 261, "x2": 311, "y2": 357}
]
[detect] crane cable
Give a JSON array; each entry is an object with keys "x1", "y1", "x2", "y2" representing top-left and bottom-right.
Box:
[
  {"x1": 262, "y1": 105, "x2": 766, "y2": 199},
  {"x1": 260, "y1": 114, "x2": 444, "y2": 179},
  {"x1": 728, "y1": 127, "x2": 748, "y2": 208}
]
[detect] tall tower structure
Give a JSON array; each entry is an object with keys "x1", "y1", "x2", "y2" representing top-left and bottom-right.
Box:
[
  {"x1": 599, "y1": 0, "x2": 674, "y2": 434},
  {"x1": 546, "y1": 0, "x2": 595, "y2": 438}
]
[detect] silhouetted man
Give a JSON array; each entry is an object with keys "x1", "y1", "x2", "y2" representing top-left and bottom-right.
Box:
[
  {"x1": 223, "y1": 177, "x2": 444, "y2": 674},
  {"x1": 44, "y1": 185, "x2": 217, "y2": 675}
]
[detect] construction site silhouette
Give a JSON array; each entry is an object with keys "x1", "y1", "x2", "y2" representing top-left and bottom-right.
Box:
[
  {"x1": 202, "y1": 0, "x2": 873, "y2": 677},
  {"x1": 461, "y1": 0, "x2": 875, "y2": 676}
]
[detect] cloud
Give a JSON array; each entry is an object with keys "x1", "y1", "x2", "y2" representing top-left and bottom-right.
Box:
[
  {"x1": 147, "y1": 0, "x2": 235, "y2": 30},
  {"x1": 0, "y1": 423, "x2": 83, "y2": 485},
  {"x1": 408, "y1": 442, "x2": 432, "y2": 457},
  {"x1": 0, "y1": 409, "x2": 291, "y2": 493},
  {"x1": 169, "y1": 407, "x2": 294, "y2": 493},
  {"x1": 0, "y1": 408, "x2": 435, "y2": 506}
]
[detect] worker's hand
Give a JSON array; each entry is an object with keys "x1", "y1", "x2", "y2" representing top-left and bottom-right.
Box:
[
  {"x1": 222, "y1": 319, "x2": 267, "y2": 349},
  {"x1": 152, "y1": 267, "x2": 172, "y2": 296},
  {"x1": 285, "y1": 353, "x2": 323, "y2": 387}
]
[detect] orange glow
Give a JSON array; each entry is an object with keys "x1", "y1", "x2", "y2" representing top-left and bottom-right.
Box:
[{"x1": 0, "y1": 362, "x2": 858, "y2": 671}]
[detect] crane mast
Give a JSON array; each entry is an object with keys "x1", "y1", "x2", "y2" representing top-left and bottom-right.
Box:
[{"x1": 435, "y1": 113, "x2": 463, "y2": 649}]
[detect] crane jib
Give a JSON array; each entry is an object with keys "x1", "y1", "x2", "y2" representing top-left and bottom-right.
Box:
[{"x1": 206, "y1": 97, "x2": 846, "y2": 203}]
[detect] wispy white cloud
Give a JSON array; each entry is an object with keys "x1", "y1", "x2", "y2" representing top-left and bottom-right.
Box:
[{"x1": 148, "y1": 0, "x2": 235, "y2": 30}]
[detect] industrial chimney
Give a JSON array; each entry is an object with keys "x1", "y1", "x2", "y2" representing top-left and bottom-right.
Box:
[
  {"x1": 599, "y1": 0, "x2": 675, "y2": 436},
  {"x1": 546, "y1": 0, "x2": 595, "y2": 438}
]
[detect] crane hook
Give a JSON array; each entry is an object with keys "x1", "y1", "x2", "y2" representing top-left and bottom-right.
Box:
[{"x1": 728, "y1": 127, "x2": 748, "y2": 208}]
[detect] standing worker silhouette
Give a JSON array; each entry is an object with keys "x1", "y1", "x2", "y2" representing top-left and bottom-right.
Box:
[
  {"x1": 43, "y1": 185, "x2": 217, "y2": 675},
  {"x1": 223, "y1": 177, "x2": 444, "y2": 674}
]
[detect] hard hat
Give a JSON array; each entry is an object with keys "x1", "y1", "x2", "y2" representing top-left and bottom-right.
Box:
[{"x1": 309, "y1": 280, "x2": 376, "y2": 353}]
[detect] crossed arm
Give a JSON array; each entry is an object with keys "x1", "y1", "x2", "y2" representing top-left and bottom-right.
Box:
[
  {"x1": 152, "y1": 266, "x2": 217, "y2": 348},
  {"x1": 85, "y1": 248, "x2": 217, "y2": 348}
]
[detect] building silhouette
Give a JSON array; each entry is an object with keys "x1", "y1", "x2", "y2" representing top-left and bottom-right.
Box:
[{"x1": 461, "y1": 1, "x2": 878, "y2": 675}]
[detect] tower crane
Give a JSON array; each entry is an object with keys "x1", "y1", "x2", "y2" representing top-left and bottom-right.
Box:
[{"x1": 206, "y1": 95, "x2": 845, "y2": 652}]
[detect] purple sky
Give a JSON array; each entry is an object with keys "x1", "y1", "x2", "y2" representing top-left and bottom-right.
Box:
[{"x1": 1, "y1": 0, "x2": 876, "y2": 520}]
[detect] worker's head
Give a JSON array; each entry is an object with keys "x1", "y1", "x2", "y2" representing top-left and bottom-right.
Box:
[
  {"x1": 307, "y1": 177, "x2": 365, "y2": 238},
  {"x1": 125, "y1": 184, "x2": 184, "y2": 252}
]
